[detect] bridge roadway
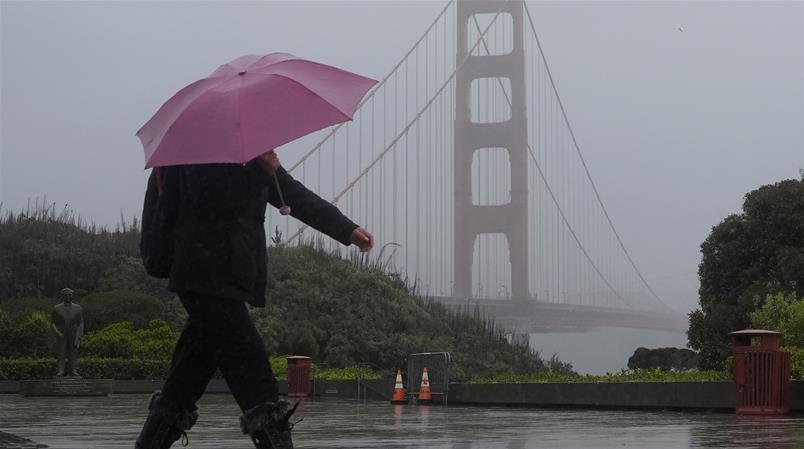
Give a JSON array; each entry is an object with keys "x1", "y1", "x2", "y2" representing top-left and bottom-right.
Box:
[{"x1": 429, "y1": 296, "x2": 688, "y2": 333}]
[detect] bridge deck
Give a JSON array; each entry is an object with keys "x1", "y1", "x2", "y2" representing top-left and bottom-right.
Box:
[{"x1": 429, "y1": 296, "x2": 688, "y2": 333}]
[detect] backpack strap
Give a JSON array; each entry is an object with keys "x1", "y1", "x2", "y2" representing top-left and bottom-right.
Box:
[{"x1": 155, "y1": 167, "x2": 163, "y2": 195}]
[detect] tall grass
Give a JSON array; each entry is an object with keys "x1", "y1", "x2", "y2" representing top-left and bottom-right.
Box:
[{"x1": 0, "y1": 199, "x2": 140, "y2": 299}]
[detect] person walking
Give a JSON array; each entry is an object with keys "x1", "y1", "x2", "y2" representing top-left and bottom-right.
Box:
[{"x1": 135, "y1": 151, "x2": 374, "y2": 449}]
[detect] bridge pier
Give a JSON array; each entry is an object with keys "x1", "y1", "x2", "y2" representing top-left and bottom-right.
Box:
[{"x1": 453, "y1": 0, "x2": 529, "y2": 299}]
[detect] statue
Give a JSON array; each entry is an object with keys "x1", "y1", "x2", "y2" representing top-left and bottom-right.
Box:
[{"x1": 51, "y1": 288, "x2": 83, "y2": 377}]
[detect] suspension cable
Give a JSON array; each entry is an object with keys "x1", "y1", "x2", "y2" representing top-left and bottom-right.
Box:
[
  {"x1": 469, "y1": 13, "x2": 627, "y2": 307},
  {"x1": 286, "y1": 0, "x2": 456, "y2": 174},
  {"x1": 282, "y1": 1, "x2": 510, "y2": 245},
  {"x1": 523, "y1": 2, "x2": 668, "y2": 309}
]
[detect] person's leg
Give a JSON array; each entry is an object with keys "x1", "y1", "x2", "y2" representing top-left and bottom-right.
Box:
[
  {"x1": 134, "y1": 389, "x2": 199, "y2": 449},
  {"x1": 159, "y1": 297, "x2": 219, "y2": 410},
  {"x1": 239, "y1": 399, "x2": 298, "y2": 449},
  {"x1": 174, "y1": 294, "x2": 294, "y2": 449},
  {"x1": 173, "y1": 293, "x2": 278, "y2": 409},
  {"x1": 135, "y1": 295, "x2": 216, "y2": 449}
]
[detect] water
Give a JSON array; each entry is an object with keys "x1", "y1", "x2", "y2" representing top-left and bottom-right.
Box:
[
  {"x1": 529, "y1": 328, "x2": 687, "y2": 375},
  {"x1": 1, "y1": 394, "x2": 802, "y2": 448}
]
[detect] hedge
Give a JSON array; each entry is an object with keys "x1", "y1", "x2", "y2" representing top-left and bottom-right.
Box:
[
  {"x1": 468, "y1": 367, "x2": 733, "y2": 384},
  {"x1": 0, "y1": 358, "x2": 171, "y2": 380},
  {"x1": 0, "y1": 356, "x2": 382, "y2": 381}
]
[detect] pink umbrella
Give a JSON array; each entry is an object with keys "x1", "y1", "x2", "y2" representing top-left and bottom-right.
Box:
[{"x1": 136, "y1": 52, "x2": 377, "y2": 169}]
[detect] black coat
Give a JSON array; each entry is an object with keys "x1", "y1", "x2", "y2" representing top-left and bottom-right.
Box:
[{"x1": 167, "y1": 162, "x2": 358, "y2": 307}]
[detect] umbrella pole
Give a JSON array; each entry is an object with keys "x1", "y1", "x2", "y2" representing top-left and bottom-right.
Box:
[{"x1": 273, "y1": 175, "x2": 291, "y2": 216}]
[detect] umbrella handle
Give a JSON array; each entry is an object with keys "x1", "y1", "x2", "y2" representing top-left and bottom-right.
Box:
[{"x1": 273, "y1": 175, "x2": 291, "y2": 216}]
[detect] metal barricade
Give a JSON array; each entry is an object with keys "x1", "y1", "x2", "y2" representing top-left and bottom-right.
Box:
[{"x1": 407, "y1": 352, "x2": 451, "y2": 405}]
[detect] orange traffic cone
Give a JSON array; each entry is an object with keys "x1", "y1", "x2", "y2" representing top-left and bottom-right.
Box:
[
  {"x1": 417, "y1": 367, "x2": 432, "y2": 404},
  {"x1": 391, "y1": 369, "x2": 407, "y2": 404}
]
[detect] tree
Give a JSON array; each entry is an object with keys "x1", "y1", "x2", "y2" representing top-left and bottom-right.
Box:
[
  {"x1": 627, "y1": 347, "x2": 697, "y2": 371},
  {"x1": 688, "y1": 179, "x2": 804, "y2": 370}
]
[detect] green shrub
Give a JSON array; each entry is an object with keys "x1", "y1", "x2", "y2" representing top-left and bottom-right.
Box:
[
  {"x1": 789, "y1": 347, "x2": 804, "y2": 380},
  {"x1": 270, "y1": 356, "x2": 288, "y2": 379},
  {"x1": 0, "y1": 358, "x2": 55, "y2": 380},
  {"x1": 79, "y1": 290, "x2": 164, "y2": 332},
  {"x1": 313, "y1": 366, "x2": 380, "y2": 380},
  {"x1": 76, "y1": 358, "x2": 170, "y2": 380},
  {"x1": 750, "y1": 293, "x2": 804, "y2": 379},
  {"x1": 0, "y1": 310, "x2": 52, "y2": 358},
  {"x1": 82, "y1": 320, "x2": 179, "y2": 359}
]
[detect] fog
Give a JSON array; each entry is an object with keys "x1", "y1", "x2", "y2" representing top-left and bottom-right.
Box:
[{"x1": 2, "y1": 1, "x2": 802, "y2": 373}]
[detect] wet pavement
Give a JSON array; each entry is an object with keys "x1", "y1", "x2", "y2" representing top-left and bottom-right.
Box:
[{"x1": 0, "y1": 394, "x2": 803, "y2": 448}]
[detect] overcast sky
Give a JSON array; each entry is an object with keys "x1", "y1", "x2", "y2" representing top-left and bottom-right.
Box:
[{"x1": 2, "y1": 0, "x2": 803, "y2": 371}]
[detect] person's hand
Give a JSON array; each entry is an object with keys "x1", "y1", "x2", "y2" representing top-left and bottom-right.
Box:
[
  {"x1": 255, "y1": 150, "x2": 281, "y2": 176},
  {"x1": 350, "y1": 227, "x2": 374, "y2": 252}
]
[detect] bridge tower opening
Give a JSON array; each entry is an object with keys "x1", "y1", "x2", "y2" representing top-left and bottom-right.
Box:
[
  {"x1": 471, "y1": 233, "x2": 512, "y2": 298},
  {"x1": 454, "y1": 0, "x2": 529, "y2": 299}
]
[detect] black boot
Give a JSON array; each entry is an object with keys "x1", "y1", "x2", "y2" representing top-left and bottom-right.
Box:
[
  {"x1": 240, "y1": 400, "x2": 299, "y2": 449},
  {"x1": 135, "y1": 391, "x2": 198, "y2": 449}
]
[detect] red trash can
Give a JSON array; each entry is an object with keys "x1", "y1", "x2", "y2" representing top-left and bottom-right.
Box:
[
  {"x1": 286, "y1": 356, "x2": 312, "y2": 398},
  {"x1": 730, "y1": 329, "x2": 791, "y2": 415}
]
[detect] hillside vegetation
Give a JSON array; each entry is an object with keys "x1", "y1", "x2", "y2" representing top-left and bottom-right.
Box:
[{"x1": 0, "y1": 203, "x2": 572, "y2": 381}]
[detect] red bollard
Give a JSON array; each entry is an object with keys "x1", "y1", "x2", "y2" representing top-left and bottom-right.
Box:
[
  {"x1": 286, "y1": 356, "x2": 312, "y2": 398},
  {"x1": 730, "y1": 329, "x2": 791, "y2": 415}
]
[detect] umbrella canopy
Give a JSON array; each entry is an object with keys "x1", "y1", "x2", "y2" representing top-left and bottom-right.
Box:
[{"x1": 137, "y1": 53, "x2": 377, "y2": 168}]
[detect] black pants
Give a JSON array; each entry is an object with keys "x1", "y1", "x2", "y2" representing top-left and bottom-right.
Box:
[{"x1": 160, "y1": 293, "x2": 278, "y2": 413}]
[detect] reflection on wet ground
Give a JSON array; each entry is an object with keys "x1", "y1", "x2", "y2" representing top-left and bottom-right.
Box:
[{"x1": 0, "y1": 394, "x2": 802, "y2": 448}]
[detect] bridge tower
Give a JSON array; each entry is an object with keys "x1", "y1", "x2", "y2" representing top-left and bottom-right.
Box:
[{"x1": 454, "y1": 0, "x2": 529, "y2": 298}]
